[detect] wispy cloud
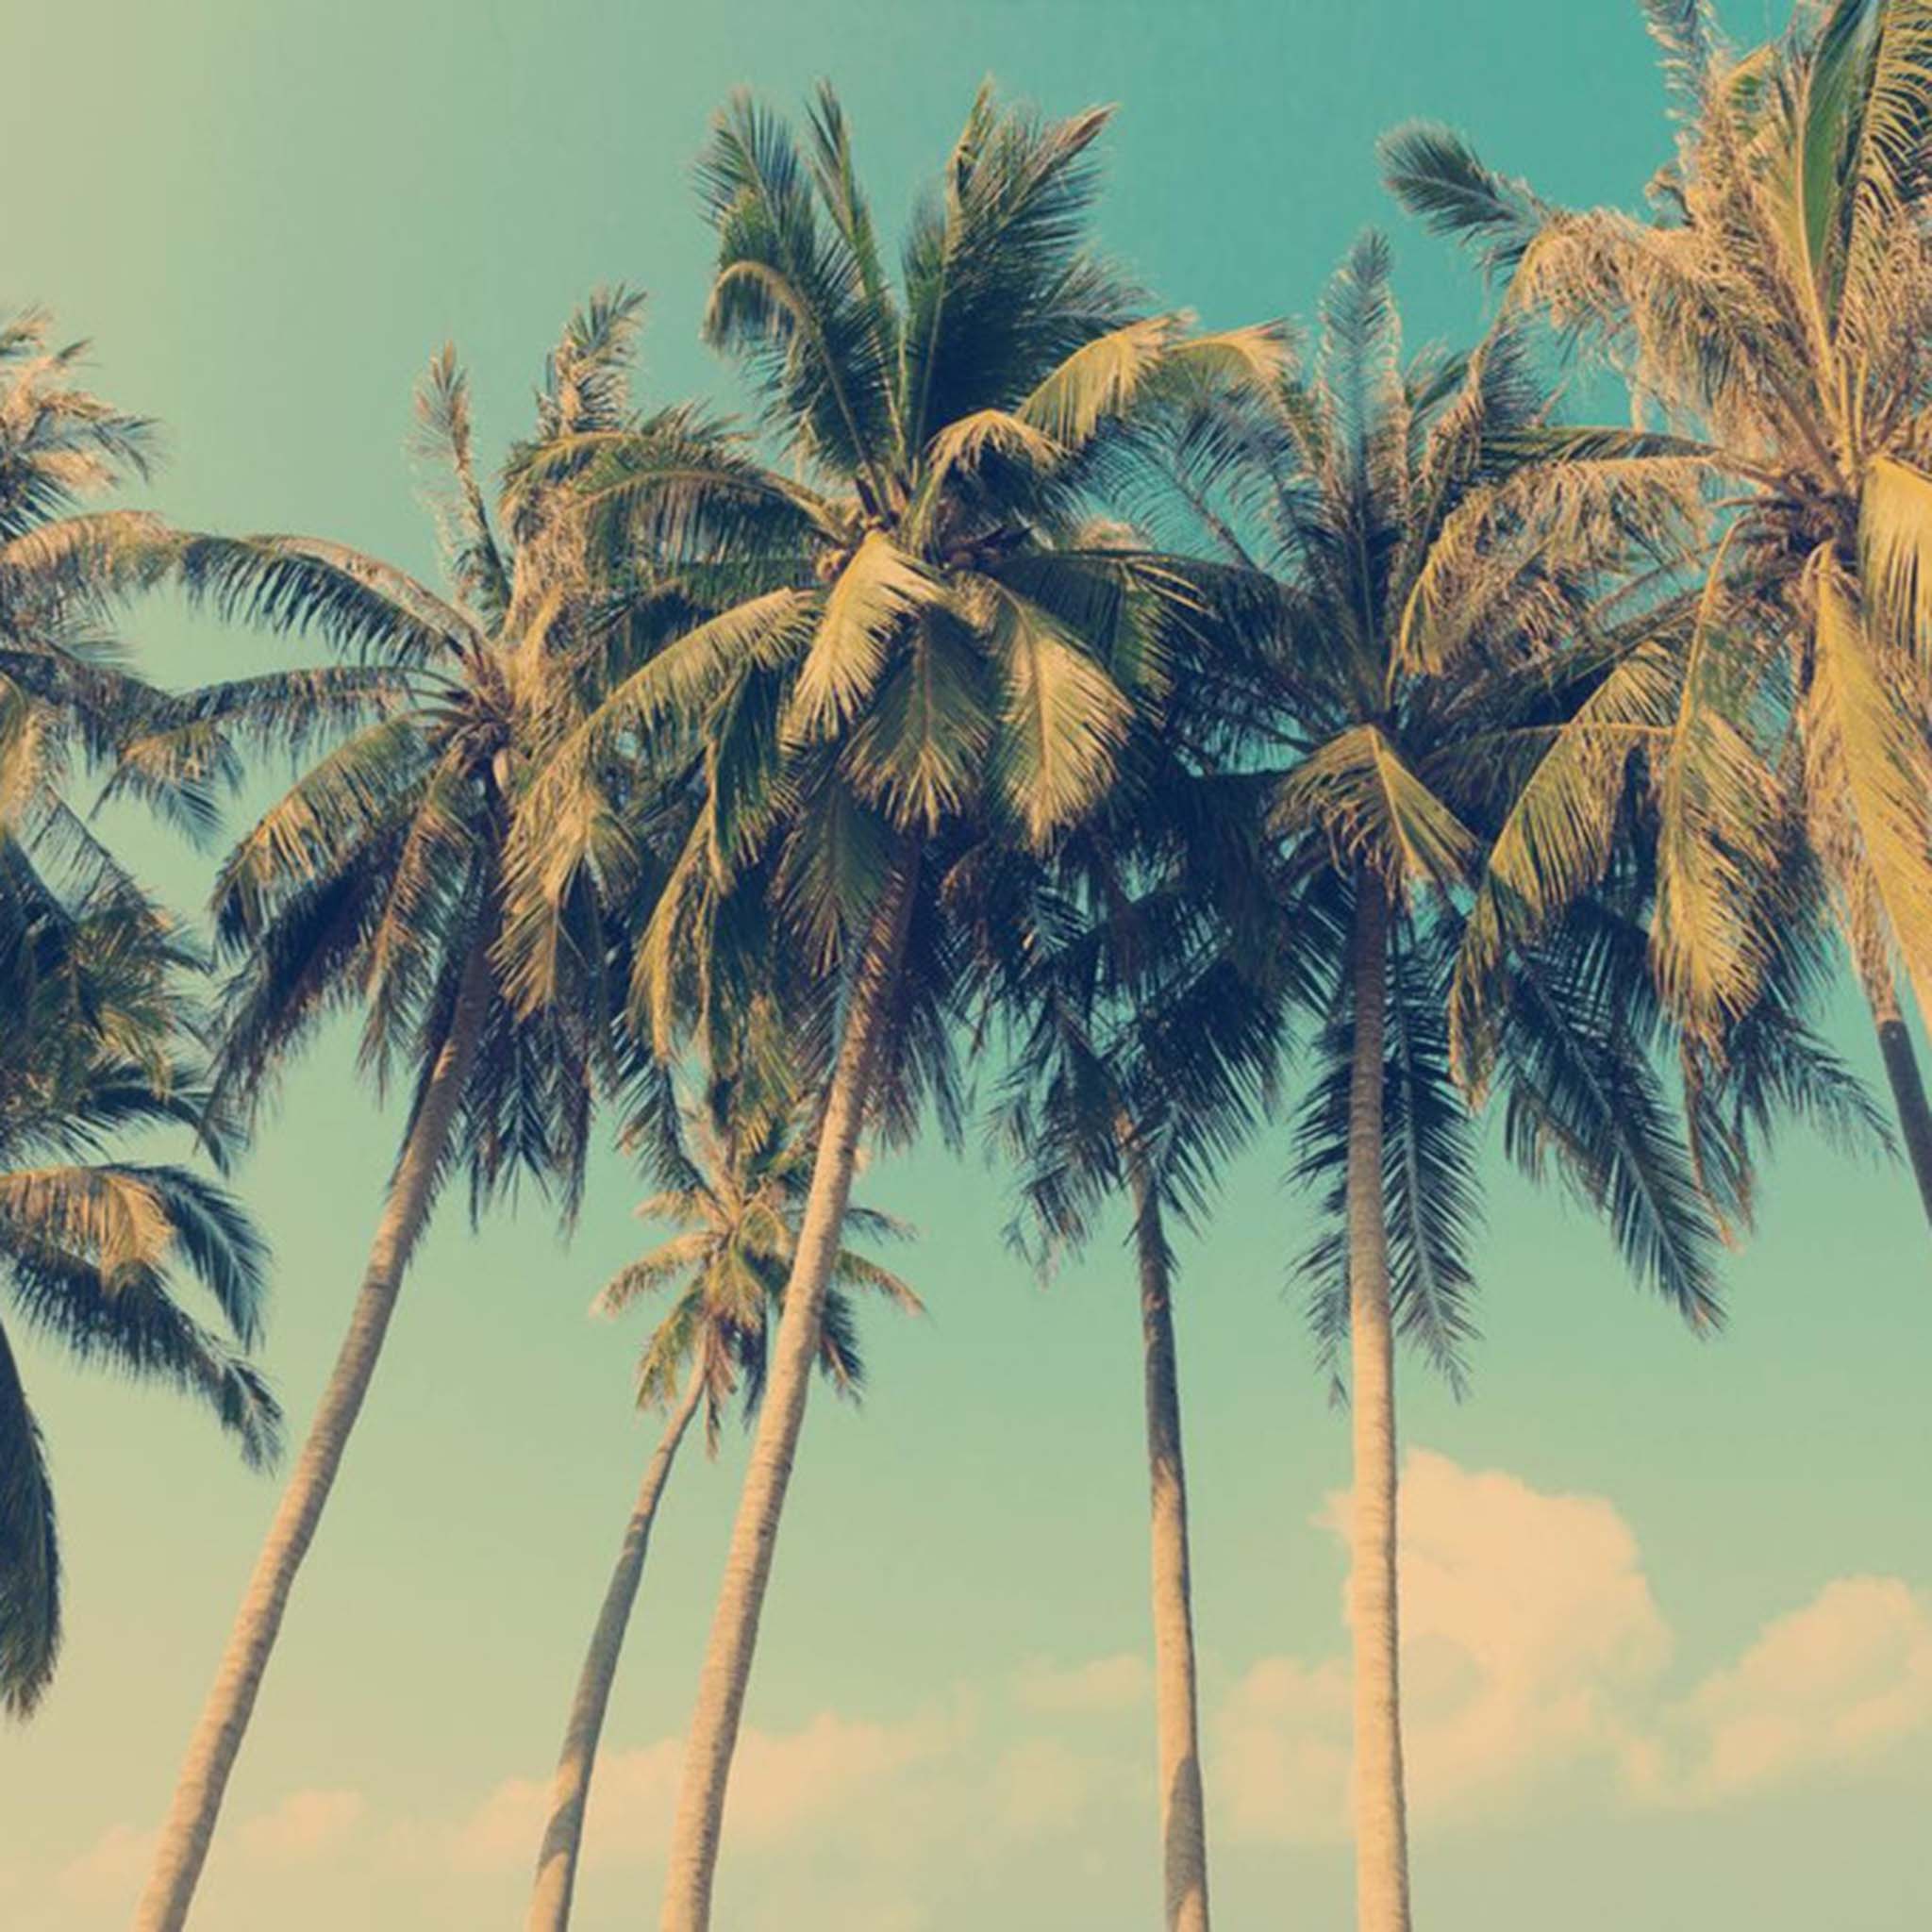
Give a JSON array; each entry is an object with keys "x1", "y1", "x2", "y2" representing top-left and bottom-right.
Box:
[
  {"x1": 418, "y1": 1700, "x2": 974, "y2": 1878},
  {"x1": 1638, "y1": 1574, "x2": 1932, "y2": 1807},
  {"x1": 1013, "y1": 1653, "x2": 1151, "y2": 1716},
  {"x1": 57, "y1": 1787, "x2": 363, "y2": 1914},
  {"x1": 45, "y1": 1455, "x2": 1927, "y2": 1929}
]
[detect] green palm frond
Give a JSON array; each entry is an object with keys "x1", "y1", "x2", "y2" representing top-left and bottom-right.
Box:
[
  {"x1": 1500, "y1": 931, "x2": 1723, "y2": 1331},
  {"x1": 164, "y1": 532, "x2": 481, "y2": 666},
  {"x1": 1379, "y1": 124, "x2": 1551, "y2": 280}
]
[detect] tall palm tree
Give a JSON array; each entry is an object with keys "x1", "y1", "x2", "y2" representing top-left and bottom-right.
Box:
[
  {"x1": 1141, "y1": 237, "x2": 1869, "y2": 1931},
  {"x1": 503, "y1": 85, "x2": 1283, "y2": 1928},
  {"x1": 0, "y1": 841, "x2": 277, "y2": 1716},
  {"x1": 132, "y1": 294, "x2": 699, "y2": 1931},
  {"x1": 1384, "y1": 0, "x2": 1932, "y2": 1230},
  {"x1": 528, "y1": 1061, "x2": 918, "y2": 1931},
  {"x1": 993, "y1": 823, "x2": 1282, "y2": 1932}
]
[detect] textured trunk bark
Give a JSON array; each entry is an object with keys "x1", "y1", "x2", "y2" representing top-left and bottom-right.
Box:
[
  {"x1": 1857, "y1": 956, "x2": 1932, "y2": 1233},
  {"x1": 134, "y1": 931, "x2": 496, "y2": 1932},
  {"x1": 1127, "y1": 1158, "x2": 1212, "y2": 1932},
  {"x1": 657, "y1": 854, "x2": 917, "y2": 1932},
  {"x1": 527, "y1": 1365, "x2": 705, "y2": 1932},
  {"x1": 1345, "y1": 879, "x2": 1411, "y2": 1932}
]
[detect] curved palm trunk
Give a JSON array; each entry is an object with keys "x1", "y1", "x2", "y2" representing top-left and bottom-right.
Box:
[
  {"x1": 658, "y1": 856, "x2": 917, "y2": 1932},
  {"x1": 1126, "y1": 1160, "x2": 1212, "y2": 1932},
  {"x1": 1345, "y1": 880, "x2": 1411, "y2": 1932},
  {"x1": 1856, "y1": 955, "x2": 1932, "y2": 1233},
  {"x1": 135, "y1": 934, "x2": 496, "y2": 1932},
  {"x1": 527, "y1": 1365, "x2": 706, "y2": 1932}
]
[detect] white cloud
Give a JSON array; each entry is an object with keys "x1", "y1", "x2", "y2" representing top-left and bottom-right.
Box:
[
  {"x1": 56, "y1": 1777, "x2": 367, "y2": 1916},
  {"x1": 428, "y1": 1703, "x2": 969, "y2": 1877},
  {"x1": 55, "y1": 1787, "x2": 363, "y2": 1914},
  {"x1": 1013, "y1": 1653, "x2": 1151, "y2": 1716},
  {"x1": 1216, "y1": 1653, "x2": 1353, "y2": 1842},
  {"x1": 55, "y1": 1457, "x2": 1924, "y2": 1931},
  {"x1": 1639, "y1": 1575, "x2": 1932, "y2": 1807},
  {"x1": 990, "y1": 1736, "x2": 1108, "y2": 1840},
  {"x1": 55, "y1": 1823, "x2": 158, "y2": 1910},
  {"x1": 234, "y1": 1788, "x2": 365, "y2": 1864},
  {"x1": 1214, "y1": 1451, "x2": 1932, "y2": 1841}
]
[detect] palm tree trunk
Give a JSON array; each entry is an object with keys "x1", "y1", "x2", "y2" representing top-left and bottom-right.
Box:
[
  {"x1": 1857, "y1": 954, "x2": 1932, "y2": 1232},
  {"x1": 134, "y1": 932, "x2": 496, "y2": 1932},
  {"x1": 1345, "y1": 878, "x2": 1411, "y2": 1932},
  {"x1": 658, "y1": 855, "x2": 917, "y2": 1932},
  {"x1": 527, "y1": 1365, "x2": 705, "y2": 1932},
  {"x1": 1125, "y1": 1158, "x2": 1211, "y2": 1932}
]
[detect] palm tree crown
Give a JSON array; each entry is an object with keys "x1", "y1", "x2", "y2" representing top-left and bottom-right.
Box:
[
  {"x1": 508, "y1": 83, "x2": 1286, "y2": 1095},
  {"x1": 607, "y1": 1066, "x2": 921, "y2": 1444},
  {"x1": 1386, "y1": 0, "x2": 1932, "y2": 1209}
]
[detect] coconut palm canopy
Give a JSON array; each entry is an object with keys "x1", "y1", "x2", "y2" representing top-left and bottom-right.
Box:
[
  {"x1": 1386, "y1": 0, "x2": 1932, "y2": 1213},
  {"x1": 608, "y1": 1064, "x2": 923, "y2": 1441},
  {"x1": 502, "y1": 85, "x2": 1289, "y2": 1115}
]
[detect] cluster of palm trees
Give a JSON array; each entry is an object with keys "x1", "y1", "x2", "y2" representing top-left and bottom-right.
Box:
[{"x1": 6, "y1": 4, "x2": 1931, "y2": 1928}]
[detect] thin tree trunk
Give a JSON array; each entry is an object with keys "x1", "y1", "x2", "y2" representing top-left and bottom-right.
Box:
[
  {"x1": 1344, "y1": 878, "x2": 1411, "y2": 1932},
  {"x1": 528, "y1": 1365, "x2": 705, "y2": 1932},
  {"x1": 1857, "y1": 953, "x2": 1932, "y2": 1232},
  {"x1": 1126, "y1": 1157, "x2": 1211, "y2": 1932},
  {"x1": 134, "y1": 932, "x2": 497, "y2": 1932},
  {"x1": 658, "y1": 854, "x2": 917, "y2": 1932}
]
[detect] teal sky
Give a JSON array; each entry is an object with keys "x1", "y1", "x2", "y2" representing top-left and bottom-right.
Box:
[{"x1": 7, "y1": 2, "x2": 1930, "y2": 1927}]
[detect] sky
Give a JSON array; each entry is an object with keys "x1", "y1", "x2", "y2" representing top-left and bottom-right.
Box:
[{"x1": 5, "y1": 0, "x2": 1930, "y2": 1927}]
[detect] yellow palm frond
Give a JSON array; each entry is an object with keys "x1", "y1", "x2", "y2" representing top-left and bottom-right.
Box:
[{"x1": 1805, "y1": 548, "x2": 1932, "y2": 1023}]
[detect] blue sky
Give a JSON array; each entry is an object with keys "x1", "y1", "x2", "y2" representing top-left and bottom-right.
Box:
[{"x1": 5, "y1": 1, "x2": 1929, "y2": 1926}]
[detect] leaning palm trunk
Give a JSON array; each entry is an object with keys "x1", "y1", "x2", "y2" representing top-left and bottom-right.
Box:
[
  {"x1": 135, "y1": 935, "x2": 497, "y2": 1932},
  {"x1": 1855, "y1": 954, "x2": 1932, "y2": 1235},
  {"x1": 528, "y1": 1365, "x2": 705, "y2": 1932},
  {"x1": 1126, "y1": 1159, "x2": 1212, "y2": 1932},
  {"x1": 658, "y1": 858, "x2": 918, "y2": 1932},
  {"x1": 1344, "y1": 880, "x2": 1410, "y2": 1932}
]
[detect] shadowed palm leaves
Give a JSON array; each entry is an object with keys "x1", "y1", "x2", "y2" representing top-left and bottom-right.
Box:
[
  {"x1": 1386, "y1": 0, "x2": 1932, "y2": 1229},
  {"x1": 498, "y1": 86, "x2": 1284, "y2": 1927},
  {"x1": 528, "y1": 1061, "x2": 917, "y2": 1931},
  {"x1": 134, "y1": 293, "x2": 707, "y2": 1931},
  {"x1": 0, "y1": 852, "x2": 275, "y2": 1717},
  {"x1": 1146, "y1": 238, "x2": 1761, "y2": 1932}
]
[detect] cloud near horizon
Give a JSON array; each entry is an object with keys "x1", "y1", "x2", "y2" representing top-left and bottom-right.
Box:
[
  {"x1": 1216, "y1": 1451, "x2": 1932, "y2": 1841},
  {"x1": 50, "y1": 1452, "x2": 1930, "y2": 1924},
  {"x1": 55, "y1": 1788, "x2": 363, "y2": 1910}
]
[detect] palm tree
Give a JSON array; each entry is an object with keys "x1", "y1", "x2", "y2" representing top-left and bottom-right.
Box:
[
  {"x1": 528, "y1": 1060, "x2": 918, "y2": 1931},
  {"x1": 502, "y1": 85, "x2": 1283, "y2": 1928},
  {"x1": 1140, "y1": 236, "x2": 1869, "y2": 1931},
  {"x1": 0, "y1": 308, "x2": 284, "y2": 1718},
  {"x1": 132, "y1": 293, "x2": 702, "y2": 1931},
  {"x1": 993, "y1": 819, "x2": 1281, "y2": 1932},
  {"x1": 1384, "y1": 0, "x2": 1932, "y2": 1230},
  {"x1": 0, "y1": 841, "x2": 278, "y2": 1716}
]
